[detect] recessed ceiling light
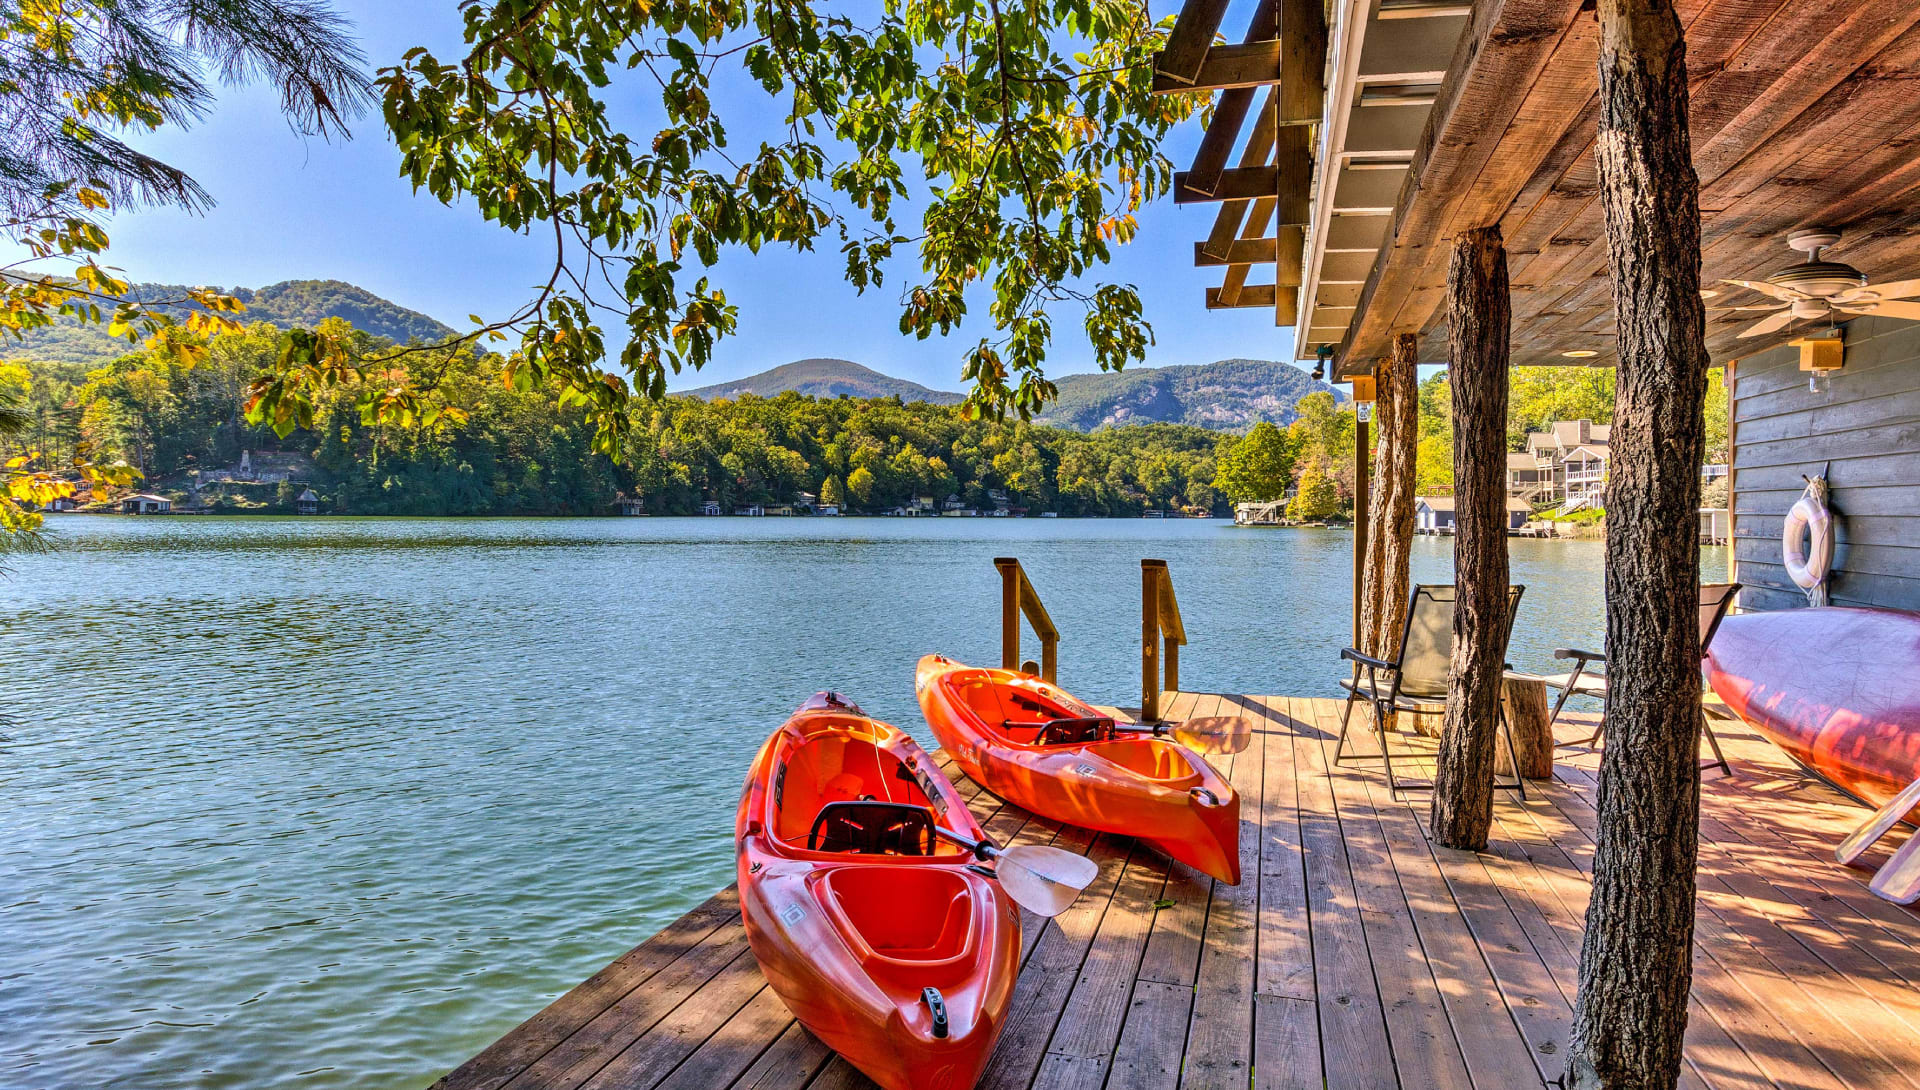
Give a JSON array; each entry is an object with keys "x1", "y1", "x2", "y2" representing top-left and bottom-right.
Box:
[{"x1": 1563, "y1": 350, "x2": 1599, "y2": 359}]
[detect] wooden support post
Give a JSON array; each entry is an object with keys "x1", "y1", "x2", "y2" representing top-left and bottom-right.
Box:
[
  {"x1": 1374, "y1": 335, "x2": 1420, "y2": 658},
  {"x1": 1142, "y1": 563, "x2": 1162, "y2": 722},
  {"x1": 1570, "y1": 2, "x2": 1712, "y2": 1087},
  {"x1": 1352, "y1": 394, "x2": 1370, "y2": 649},
  {"x1": 1164, "y1": 637, "x2": 1179, "y2": 693},
  {"x1": 1431, "y1": 225, "x2": 1511, "y2": 853},
  {"x1": 996, "y1": 556, "x2": 1020, "y2": 671}
]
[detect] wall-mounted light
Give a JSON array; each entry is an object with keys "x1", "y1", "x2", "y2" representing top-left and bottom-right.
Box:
[{"x1": 1791, "y1": 328, "x2": 1844, "y2": 394}]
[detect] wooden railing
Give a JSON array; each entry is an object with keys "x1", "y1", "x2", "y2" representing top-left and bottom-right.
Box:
[
  {"x1": 1141, "y1": 559, "x2": 1187, "y2": 722},
  {"x1": 993, "y1": 557, "x2": 1058, "y2": 683}
]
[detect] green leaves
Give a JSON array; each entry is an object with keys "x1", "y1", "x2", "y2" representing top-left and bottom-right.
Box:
[{"x1": 266, "y1": 0, "x2": 1203, "y2": 458}]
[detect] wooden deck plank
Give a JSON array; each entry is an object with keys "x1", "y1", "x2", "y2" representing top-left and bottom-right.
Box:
[
  {"x1": 1308, "y1": 701, "x2": 1478, "y2": 1090},
  {"x1": 433, "y1": 693, "x2": 1920, "y2": 1090},
  {"x1": 1180, "y1": 694, "x2": 1263, "y2": 1090},
  {"x1": 1291, "y1": 697, "x2": 1398, "y2": 1090}
]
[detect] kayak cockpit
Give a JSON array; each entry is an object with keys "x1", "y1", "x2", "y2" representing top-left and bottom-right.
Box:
[
  {"x1": 1079, "y1": 738, "x2": 1204, "y2": 785},
  {"x1": 767, "y1": 716, "x2": 967, "y2": 858},
  {"x1": 820, "y1": 866, "x2": 978, "y2": 968}
]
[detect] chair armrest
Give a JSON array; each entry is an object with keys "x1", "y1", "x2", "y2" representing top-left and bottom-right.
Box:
[
  {"x1": 1342, "y1": 647, "x2": 1395, "y2": 671},
  {"x1": 1553, "y1": 648, "x2": 1606, "y2": 664}
]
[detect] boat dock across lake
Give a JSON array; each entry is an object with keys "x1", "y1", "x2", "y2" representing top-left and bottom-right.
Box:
[{"x1": 430, "y1": 692, "x2": 1920, "y2": 1090}]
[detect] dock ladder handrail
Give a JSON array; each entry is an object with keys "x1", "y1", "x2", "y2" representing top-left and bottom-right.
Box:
[
  {"x1": 1141, "y1": 559, "x2": 1187, "y2": 723},
  {"x1": 993, "y1": 557, "x2": 1059, "y2": 683}
]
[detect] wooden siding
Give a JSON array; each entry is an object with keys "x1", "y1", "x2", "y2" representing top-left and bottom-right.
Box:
[{"x1": 1732, "y1": 316, "x2": 1920, "y2": 612}]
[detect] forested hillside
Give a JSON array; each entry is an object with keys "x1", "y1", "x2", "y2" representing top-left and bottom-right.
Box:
[
  {"x1": 1037, "y1": 358, "x2": 1339, "y2": 431},
  {"x1": 5, "y1": 280, "x2": 455, "y2": 366},
  {"x1": 2, "y1": 320, "x2": 1365, "y2": 517},
  {"x1": 683, "y1": 359, "x2": 964, "y2": 404}
]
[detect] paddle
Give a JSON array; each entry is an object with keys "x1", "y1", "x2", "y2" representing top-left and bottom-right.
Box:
[
  {"x1": 1141, "y1": 715, "x2": 1254, "y2": 756},
  {"x1": 1002, "y1": 713, "x2": 1255, "y2": 756},
  {"x1": 933, "y1": 827, "x2": 1099, "y2": 917}
]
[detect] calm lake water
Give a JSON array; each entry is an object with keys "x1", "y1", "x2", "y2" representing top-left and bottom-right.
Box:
[{"x1": 0, "y1": 516, "x2": 1727, "y2": 1090}]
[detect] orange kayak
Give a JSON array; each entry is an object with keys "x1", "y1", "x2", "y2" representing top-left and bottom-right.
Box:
[
  {"x1": 736, "y1": 693, "x2": 1019, "y2": 1090},
  {"x1": 914, "y1": 655, "x2": 1241, "y2": 884}
]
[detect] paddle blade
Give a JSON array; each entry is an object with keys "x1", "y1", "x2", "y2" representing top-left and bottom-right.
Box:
[
  {"x1": 1171, "y1": 715, "x2": 1255, "y2": 756},
  {"x1": 993, "y1": 844, "x2": 1098, "y2": 917}
]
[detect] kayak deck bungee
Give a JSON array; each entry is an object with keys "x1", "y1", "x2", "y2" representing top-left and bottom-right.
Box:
[
  {"x1": 735, "y1": 692, "x2": 1018, "y2": 1090},
  {"x1": 915, "y1": 655, "x2": 1242, "y2": 884}
]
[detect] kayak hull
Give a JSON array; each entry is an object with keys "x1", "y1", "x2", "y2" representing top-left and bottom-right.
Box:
[
  {"x1": 915, "y1": 656, "x2": 1242, "y2": 884},
  {"x1": 736, "y1": 696, "x2": 1020, "y2": 1090},
  {"x1": 1704, "y1": 606, "x2": 1920, "y2": 826}
]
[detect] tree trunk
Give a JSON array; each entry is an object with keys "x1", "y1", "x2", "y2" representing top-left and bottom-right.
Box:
[
  {"x1": 1373, "y1": 335, "x2": 1419, "y2": 659},
  {"x1": 1358, "y1": 360, "x2": 1393, "y2": 658},
  {"x1": 1431, "y1": 225, "x2": 1510, "y2": 852},
  {"x1": 1568, "y1": 3, "x2": 1710, "y2": 1088}
]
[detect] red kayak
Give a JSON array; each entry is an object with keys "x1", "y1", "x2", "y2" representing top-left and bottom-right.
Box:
[
  {"x1": 1705, "y1": 606, "x2": 1920, "y2": 825},
  {"x1": 736, "y1": 693, "x2": 1019, "y2": 1090},
  {"x1": 915, "y1": 655, "x2": 1242, "y2": 884}
]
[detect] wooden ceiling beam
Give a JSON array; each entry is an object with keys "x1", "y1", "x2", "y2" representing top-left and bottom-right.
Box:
[
  {"x1": 1175, "y1": 0, "x2": 1279, "y2": 197},
  {"x1": 1153, "y1": 41, "x2": 1284, "y2": 94},
  {"x1": 1279, "y1": 0, "x2": 1329, "y2": 126},
  {"x1": 1155, "y1": 0, "x2": 1235, "y2": 86},
  {"x1": 1174, "y1": 165, "x2": 1278, "y2": 204},
  {"x1": 1195, "y1": 237, "x2": 1277, "y2": 265},
  {"x1": 1206, "y1": 284, "x2": 1300, "y2": 311}
]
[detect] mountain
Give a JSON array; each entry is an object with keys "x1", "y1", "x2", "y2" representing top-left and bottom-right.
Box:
[
  {"x1": 683, "y1": 358, "x2": 965, "y2": 404},
  {"x1": 5, "y1": 279, "x2": 456, "y2": 366},
  {"x1": 1037, "y1": 358, "x2": 1341, "y2": 432}
]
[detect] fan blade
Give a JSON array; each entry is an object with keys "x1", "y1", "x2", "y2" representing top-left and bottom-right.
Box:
[
  {"x1": 1738, "y1": 309, "x2": 1801, "y2": 339},
  {"x1": 1708, "y1": 303, "x2": 1789, "y2": 312},
  {"x1": 1849, "y1": 299, "x2": 1920, "y2": 321},
  {"x1": 1865, "y1": 277, "x2": 1920, "y2": 301},
  {"x1": 1721, "y1": 278, "x2": 1804, "y2": 302}
]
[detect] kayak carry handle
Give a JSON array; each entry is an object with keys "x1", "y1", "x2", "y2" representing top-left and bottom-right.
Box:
[{"x1": 922, "y1": 987, "x2": 949, "y2": 1038}]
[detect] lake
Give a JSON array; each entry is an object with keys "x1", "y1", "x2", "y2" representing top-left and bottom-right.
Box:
[{"x1": 0, "y1": 516, "x2": 1725, "y2": 1090}]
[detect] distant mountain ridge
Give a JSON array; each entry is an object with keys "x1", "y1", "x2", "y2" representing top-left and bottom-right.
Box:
[
  {"x1": 680, "y1": 356, "x2": 1340, "y2": 431},
  {"x1": 683, "y1": 358, "x2": 965, "y2": 404},
  {"x1": 6, "y1": 279, "x2": 456, "y2": 366},
  {"x1": 1040, "y1": 358, "x2": 1340, "y2": 432}
]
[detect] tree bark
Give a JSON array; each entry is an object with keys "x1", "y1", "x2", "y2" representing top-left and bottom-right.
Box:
[
  {"x1": 1359, "y1": 359, "x2": 1393, "y2": 658},
  {"x1": 1569, "y1": 2, "x2": 1710, "y2": 1088},
  {"x1": 1373, "y1": 335, "x2": 1419, "y2": 659},
  {"x1": 1431, "y1": 225, "x2": 1510, "y2": 852}
]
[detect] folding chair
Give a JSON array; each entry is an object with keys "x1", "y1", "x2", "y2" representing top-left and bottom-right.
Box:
[
  {"x1": 1336, "y1": 584, "x2": 1529, "y2": 800},
  {"x1": 1545, "y1": 582, "x2": 1742, "y2": 775}
]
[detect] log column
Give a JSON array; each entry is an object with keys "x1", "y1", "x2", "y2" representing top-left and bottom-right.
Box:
[
  {"x1": 1431, "y1": 226, "x2": 1510, "y2": 852},
  {"x1": 1370, "y1": 335, "x2": 1419, "y2": 658},
  {"x1": 1570, "y1": 1, "x2": 1711, "y2": 1087},
  {"x1": 1358, "y1": 360, "x2": 1390, "y2": 657}
]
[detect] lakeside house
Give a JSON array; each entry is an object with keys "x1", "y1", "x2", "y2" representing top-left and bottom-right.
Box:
[
  {"x1": 700, "y1": 500, "x2": 722, "y2": 516},
  {"x1": 1415, "y1": 495, "x2": 1531, "y2": 534},
  {"x1": 1503, "y1": 419, "x2": 1610, "y2": 510},
  {"x1": 119, "y1": 493, "x2": 172, "y2": 515},
  {"x1": 295, "y1": 488, "x2": 321, "y2": 515}
]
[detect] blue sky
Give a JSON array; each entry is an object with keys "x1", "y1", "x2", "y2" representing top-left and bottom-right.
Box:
[{"x1": 94, "y1": 3, "x2": 1303, "y2": 394}]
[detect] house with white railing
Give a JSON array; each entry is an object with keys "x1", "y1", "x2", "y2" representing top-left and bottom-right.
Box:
[{"x1": 1506, "y1": 419, "x2": 1611, "y2": 511}]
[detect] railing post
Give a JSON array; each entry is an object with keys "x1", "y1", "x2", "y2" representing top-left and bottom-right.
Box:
[
  {"x1": 1164, "y1": 635, "x2": 1179, "y2": 692},
  {"x1": 995, "y1": 557, "x2": 1020, "y2": 671},
  {"x1": 1142, "y1": 560, "x2": 1163, "y2": 722}
]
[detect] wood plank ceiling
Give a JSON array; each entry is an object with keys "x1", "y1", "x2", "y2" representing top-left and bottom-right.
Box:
[{"x1": 1331, "y1": 0, "x2": 1920, "y2": 377}]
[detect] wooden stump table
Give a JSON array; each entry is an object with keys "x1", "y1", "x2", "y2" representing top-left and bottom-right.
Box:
[{"x1": 1498, "y1": 672, "x2": 1555, "y2": 781}]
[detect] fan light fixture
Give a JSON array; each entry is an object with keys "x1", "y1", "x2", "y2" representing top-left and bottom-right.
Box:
[{"x1": 1714, "y1": 227, "x2": 1920, "y2": 339}]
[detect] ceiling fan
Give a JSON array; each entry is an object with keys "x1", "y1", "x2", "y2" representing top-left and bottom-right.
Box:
[{"x1": 1714, "y1": 229, "x2": 1920, "y2": 339}]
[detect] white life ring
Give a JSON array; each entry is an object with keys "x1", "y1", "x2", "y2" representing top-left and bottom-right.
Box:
[{"x1": 1782, "y1": 477, "x2": 1833, "y2": 601}]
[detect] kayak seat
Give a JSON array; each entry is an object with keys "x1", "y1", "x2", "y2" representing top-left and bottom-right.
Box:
[
  {"x1": 808, "y1": 801, "x2": 937, "y2": 855},
  {"x1": 1002, "y1": 716, "x2": 1112, "y2": 746},
  {"x1": 822, "y1": 865, "x2": 976, "y2": 967}
]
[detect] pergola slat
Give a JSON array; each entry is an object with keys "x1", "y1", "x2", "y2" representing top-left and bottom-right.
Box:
[
  {"x1": 1152, "y1": 40, "x2": 1285, "y2": 94},
  {"x1": 1155, "y1": 0, "x2": 1235, "y2": 86},
  {"x1": 1205, "y1": 283, "x2": 1298, "y2": 310},
  {"x1": 1173, "y1": 165, "x2": 1279, "y2": 204}
]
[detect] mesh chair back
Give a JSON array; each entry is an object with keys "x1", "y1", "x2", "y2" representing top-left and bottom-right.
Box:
[
  {"x1": 1396, "y1": 586, "x2": 1456, "y2": 699},
  {"x1": 1699, "y1": 583, "x2": 1742, "y2": 654},
  {"x1": 1394, "y1": 584, "x2": 1528, "y2": 701}
]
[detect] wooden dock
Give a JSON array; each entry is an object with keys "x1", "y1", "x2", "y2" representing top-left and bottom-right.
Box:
[{"x1": 431, "y1": 694, "x2": 1920, "y2": 1090}]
